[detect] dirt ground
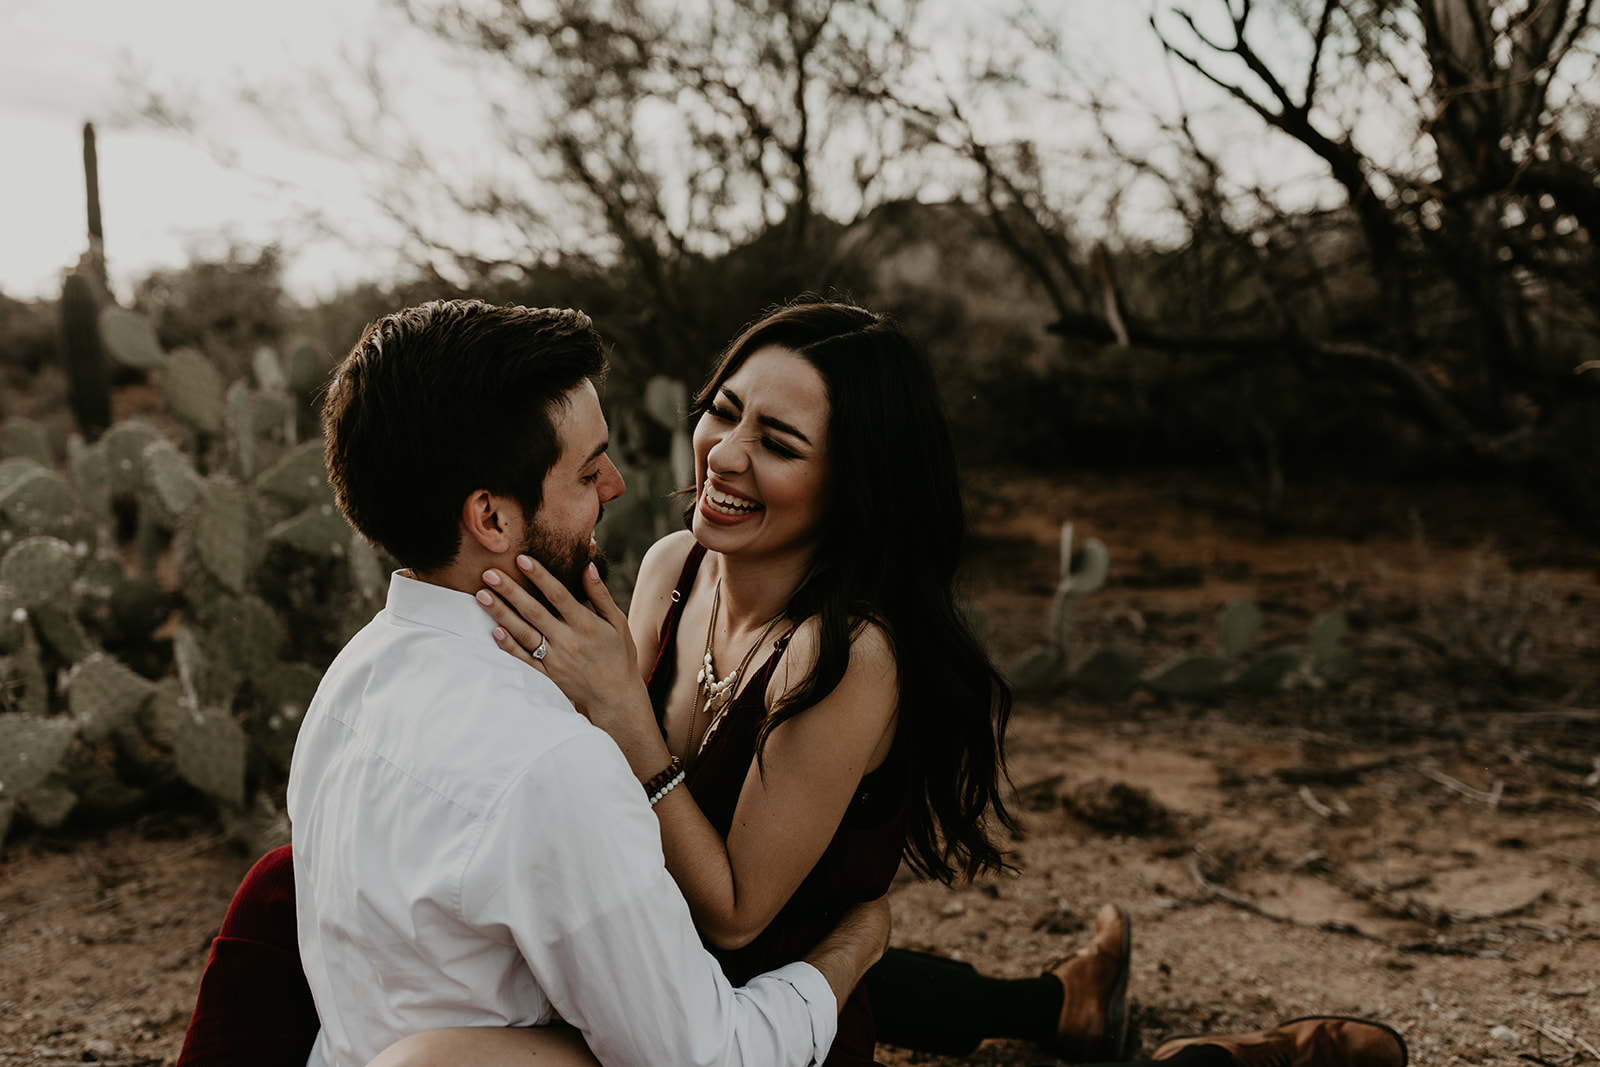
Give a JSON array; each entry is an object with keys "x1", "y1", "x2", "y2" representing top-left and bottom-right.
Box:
[{"x1": 2, "y1": 468, "x2": 1597, "y2": 1067}]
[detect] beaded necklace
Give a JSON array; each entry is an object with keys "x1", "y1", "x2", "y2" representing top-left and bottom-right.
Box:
[{"x1": 681, "y1": 578, "x2": 786, "y2": 767}]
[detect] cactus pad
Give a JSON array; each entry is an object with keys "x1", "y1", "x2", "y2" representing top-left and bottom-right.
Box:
[
  {"x1": 1, "y1": 536, "x2": 77, "y2": 608},
  {"x1": 0, "y1": 587, "x2": 24, "y2": 654},
  {"x1": 1218, "y1": 599, "x2": 1264, "y2": 660},
  {"x1": 137, "y1": 677, "x2": 189, "y2": 750},
  {"x1": 1009, "y1": 645, "x2": 1063, "y2": 693},
  {"x1": 16, "y1": 779, "x2": 78, "y2": 829},
  {"x1": 0, "y1": 457, "x2": 47, "y2": 496},
  {"x1": 1230, "y1": 648, "x2": 1301, "y2": 693},
  {"x1": 268, "y1": 503, "x2": 351, "y2": 558},
  {"x1": 68, "y1": 438, "x2": 112, "y2": 521},
  {"x1": 69, "y1": 653, "x2": 155, "y2": 742},
  {"x1": 0, "y1": 713, "x2": 78, "y2": 796},
  {"x1": 143, "y1": 437, "x2": 204, "y2": 518},
  {"x1": 1144, "y1": 654, "x2": 1227, "y2": 699},
  {"x1": 1, "y1": 418, "x2": 53, "y2": 465},
  {"x1": 217, "y1": 596, "x2": 281, "y2": 687},
  {"x1": 32, "y1": 604, "x2": 92, "y2": 663},
  {"x1": 1073, "y1": 647, "x2": 1143, "y2": 701},
  {"x1": 225, "y1": 381, "x2": 257, "y2": 479},
  {"x1": 174, "y1": 625, "x2": 236, "y2": 711},
  {"x1": 254, "y1": 661, "x2": 321, "y2": 770},
  {"x1": 98, "y1": 306, "x2": 169, "y2": 369},
  {"x1": 103, "y1": 420, "x2": 161, "y2": 495},
  {"x1": 252, "y1": 346, "x2": 287, "y2": 392},
  {"x1": 0, "y1": 469, "x2": 78, "y2": 536},
  {"x1": 161, "y1": 348, "x2": 226, "y2": 433},
  {"x1": 195, "y1": 479, "x2": 265, "y2": 593},
  {"x1": 173, "y1": 706, "x2": 247, "y2": 807},
  {"x1": 255, "y1": 440, "x2": 332, "y2": 505}
]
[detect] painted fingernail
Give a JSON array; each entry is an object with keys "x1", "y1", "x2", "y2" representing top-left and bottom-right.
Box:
[
  {"x1": 586, "y1": 562, "x2": 599, "y2": 581},
  {"x1": 475, "y1": 590, "x2": 494, "y2": 606},
  {"x1": 492, "y1": 627, "x2": 507, "y2": 642},
  {"x1": 516, "y1": 554, "x2": 534, "y2": 571},
  {"x1": 483, "y1": 570, "x2": 502, "y2": 586}
]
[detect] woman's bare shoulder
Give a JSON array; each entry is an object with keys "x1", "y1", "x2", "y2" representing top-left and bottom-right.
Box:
[{"x1": 629, "y1": 530, "x2": 700, "y2": 623}]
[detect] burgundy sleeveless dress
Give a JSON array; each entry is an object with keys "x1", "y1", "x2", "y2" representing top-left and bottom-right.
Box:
[{"x1": 647, "y1": 544, "x2": 908, "y2": 1067}]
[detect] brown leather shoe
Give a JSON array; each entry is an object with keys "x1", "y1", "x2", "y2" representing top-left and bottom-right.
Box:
[
  {"x1": 1152, "y1": 1016, "x2": 1408, "y2": 1067},
  {"x1": 1046, "y1": 902, "x2": 1132, "y2": 1061}
]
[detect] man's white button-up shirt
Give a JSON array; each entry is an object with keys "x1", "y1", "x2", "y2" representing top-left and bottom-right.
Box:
[{"x1": 288, "y1": 571, "x2": 836, "y2": 1067}]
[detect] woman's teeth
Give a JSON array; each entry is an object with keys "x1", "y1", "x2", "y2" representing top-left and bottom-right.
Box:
[{"x1": 706, "y1": 487, "x2": 761, "y2": 515}]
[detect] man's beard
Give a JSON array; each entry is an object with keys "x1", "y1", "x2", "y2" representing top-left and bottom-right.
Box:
[{"x1": 520, "y1": 508, "x2": 610, "y2": 608}]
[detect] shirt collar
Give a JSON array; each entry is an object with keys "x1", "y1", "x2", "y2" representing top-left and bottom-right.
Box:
[{"x1": 384, "y1": 570, "x2": 499, "y2": 642}]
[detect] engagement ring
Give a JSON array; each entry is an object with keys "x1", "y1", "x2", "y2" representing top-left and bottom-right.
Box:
[{"x1": 532, "y1": 636, "x2": 549, "y2": 661}]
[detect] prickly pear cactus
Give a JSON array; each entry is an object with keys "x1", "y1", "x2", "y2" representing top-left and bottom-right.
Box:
[
  {"x1": 225, "y1": 382, "x2": 257, "y2": 479},
  {"x1": 1073, "y1": 647, "x2": 1142, "y2": 701},
  {"x1": 103, "y1": 420, "x2": 161, "y2": 496},
  {"x1": 161, "y1": 348, "x2": 226, "y2": 434},
  {"x1": 136, "y1": 677, "x2": 189, "y2": 751},
  {"x1": 174, "y1": 625, "x2": 236, "y2": 712},
  {"x1": 1308, "y1": 608, "x2": 1358, "y2": 684},
  {"x1": 1144, "y1": 654, "x2": 1227, "y2": 700},
  {"x1": 1, "y1": 418, "x2": 53, "y2": 466},
  {"x1": 268, "y1": 503, "x2": 350, "y2": 558},
  {"x1": 1218, "y1": 600, "x2": 1263, "y2": 660},
  {"x1": 0, "y1": 587, "x2": 24, "y2": 654},
  {"x1": 32, "y1": 604, "x2": 91, "y2": 663},
  {"x1": 143, "y1": 437, "x2": 204, "y2": 519},
  {"x1": 0, "y1": 713, "x2": 78, "y2": 798},
  {"x1": 1011, "y1": 521, "x2": 1112, "y2": 694},
  {"x1": 256, "y1": 440, "x2": 331, "y2": 505},
  {"x1": 68, "y1": 652, "x2": 155, "y2": 742},
  {"x1": 67, "y1": 437, "x2": 111, "y2": 522},
  {"x1": 216, "y1": 595, "x2": 281, "y2": 687},
  {"x1": 1230, "y1": 648, "x2": 1301, "y2": 693},
  {"x1": 1, "y1": 536, "x2": 78, "y2": 608},
  {"x1": 173, "y1": 705, "x2": 247, "y2": 807},
  {"x1": 98, "y1": 306, "x2": 169, "y2": 369},
  {"x1": 0, "y1": 468, "x2": 78, "y2": 537},
  {"x1": 194, "y1": 478, "x2": 265, "y2": 593},
  {"x1": 252, "y1": 346, "x2": 287, "y2": 392},
  {"x1": 16, "y1": 778, "x2": 77, "y2": 829},
  {"x1": 253, "y1": 661, "x2": 321, "y2": 771}
]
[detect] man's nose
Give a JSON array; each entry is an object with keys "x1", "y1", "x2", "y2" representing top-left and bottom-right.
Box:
[{"x1": 599, "y1": 455, "x2": 625, "y2": 502}]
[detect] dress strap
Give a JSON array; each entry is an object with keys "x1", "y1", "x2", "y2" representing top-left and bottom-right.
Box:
[{"x1": 646, "y1": 542, "x2": 709, "y2": 723}]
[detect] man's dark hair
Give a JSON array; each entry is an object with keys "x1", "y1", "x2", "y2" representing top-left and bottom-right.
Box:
[{"x1": 323, "y1": 299, "x2": 606, "y2": 574}]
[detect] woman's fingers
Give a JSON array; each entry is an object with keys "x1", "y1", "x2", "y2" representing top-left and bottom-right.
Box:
[
  {"x1": 514, "y1": 554, "x2": 585, "y2": 623},
  {"x1": 581, "y1": 563, "x2": 634, "y2": 651},
  {"x1": 475, "y1": 582, "x2": 547, "y2": 668}
]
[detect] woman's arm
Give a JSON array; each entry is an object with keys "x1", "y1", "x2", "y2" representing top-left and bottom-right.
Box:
[{"x1": 478, "y1": 557, "x2": 898, "y2": 950}]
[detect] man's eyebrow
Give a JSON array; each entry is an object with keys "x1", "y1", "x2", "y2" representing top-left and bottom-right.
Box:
[
  {"x1": 719, "y1": 387, "x2": 813, "y2": 446},
  {"x1": 584, "y1": 439, "x2": 609, "y2": 466}
]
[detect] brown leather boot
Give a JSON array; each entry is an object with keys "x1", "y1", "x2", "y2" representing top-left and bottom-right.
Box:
[
  {"x1": 1046, "y1": 903, "x2": 1132, "y2": 1061},
  {"x1": 1152, "y1": 1016, "x2": 1408, "y2": 1067}
]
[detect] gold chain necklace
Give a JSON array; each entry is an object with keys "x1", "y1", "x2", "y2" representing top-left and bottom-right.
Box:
[{"x1": 681, "y1": 579, "x2": 785, "y2": 767}]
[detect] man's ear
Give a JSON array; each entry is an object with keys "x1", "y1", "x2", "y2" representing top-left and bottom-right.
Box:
[{"x1": 460, "y1": 490, "x2": 524, "y2": 555}]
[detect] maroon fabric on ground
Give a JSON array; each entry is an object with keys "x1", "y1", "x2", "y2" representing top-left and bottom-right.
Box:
[{"x1": 176, "y1": 844, "x2": 320, "y2": 1067}]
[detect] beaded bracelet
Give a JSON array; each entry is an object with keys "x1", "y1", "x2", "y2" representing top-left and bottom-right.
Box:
[
  {"x1": 642, "y1": 757, "x2": 682, "y2": 797},
  {"x1": 648, "y1": 770, "x2": 686, "y2": 807}
]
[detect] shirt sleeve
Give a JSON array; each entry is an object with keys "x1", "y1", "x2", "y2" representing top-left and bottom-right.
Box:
[{"x1": 462, "y1": 729, "x2": 838, "y2": 1067}]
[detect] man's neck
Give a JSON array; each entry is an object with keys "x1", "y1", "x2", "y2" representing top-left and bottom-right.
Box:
[{"x1": 411, "y1": 554, "x2": 506, "y2": 597}]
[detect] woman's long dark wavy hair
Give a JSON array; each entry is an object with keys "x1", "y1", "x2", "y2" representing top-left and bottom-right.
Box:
[{"x1": 690, "y1": 298, "x2": 1017, "y2": 883}]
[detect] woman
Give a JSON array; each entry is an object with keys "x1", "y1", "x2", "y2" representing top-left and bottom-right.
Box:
[{"x1": 474, "y1": 298, "x2": 1122, "y2": 1066}]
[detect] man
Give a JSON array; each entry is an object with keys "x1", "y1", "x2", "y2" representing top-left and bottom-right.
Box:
[{"x1": 288, "y1": 299, "x2": 887, "y2": 1067}]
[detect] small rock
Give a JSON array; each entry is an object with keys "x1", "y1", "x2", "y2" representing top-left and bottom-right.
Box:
[
  {"x1": 82, "y1": 1038, "x2": 116, "y2": 1060},
  {"x1": 1490, "y1": 1026, "x2": 1521, "y2": 1044}
]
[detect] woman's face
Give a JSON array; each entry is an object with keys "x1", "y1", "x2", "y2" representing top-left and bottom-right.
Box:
[{"x1": 691, "y1": 344, "x2": 831, "y2": 566}]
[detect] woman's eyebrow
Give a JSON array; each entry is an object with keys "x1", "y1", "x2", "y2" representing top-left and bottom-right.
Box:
[{"x1": 721, "y1": 388, "x2": 812, "y2": 445}]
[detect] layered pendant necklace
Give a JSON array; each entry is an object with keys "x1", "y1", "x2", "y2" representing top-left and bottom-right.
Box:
[{"x1": 681, "y1": 579, "x2": 786, "y2": 767}]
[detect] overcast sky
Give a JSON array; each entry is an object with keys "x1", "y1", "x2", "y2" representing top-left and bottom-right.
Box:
[{"x1": 0, "y1": 0, "x2": 1186, "y2": 304}]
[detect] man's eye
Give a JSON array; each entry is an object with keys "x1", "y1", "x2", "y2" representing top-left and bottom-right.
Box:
[{"x1": 582, "y1": 471, "x2": 600, "y2": 484}]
